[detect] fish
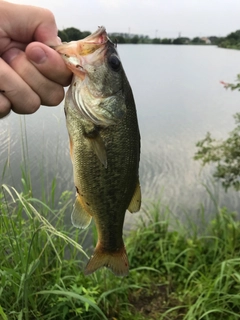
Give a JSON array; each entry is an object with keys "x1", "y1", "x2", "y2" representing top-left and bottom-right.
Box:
[{"x1": 54, "y1": 26, "x2": 141, "y2": 276}]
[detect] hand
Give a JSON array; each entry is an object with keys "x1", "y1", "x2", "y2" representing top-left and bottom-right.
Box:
[{"x1": 0, "y1": 1, "x2": 72, "y2": 118}]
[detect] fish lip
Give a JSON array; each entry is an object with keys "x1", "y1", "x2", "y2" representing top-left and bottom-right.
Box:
[{"x1": 82, "y1": 26, "x2": 109, "y2": 45}]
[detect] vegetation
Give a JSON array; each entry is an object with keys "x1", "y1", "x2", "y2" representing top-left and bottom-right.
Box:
[
  {"x1": 195, "y1": 75, "x2": 240, "y2": 191},
  {"x1": 1, "y1": 179, "x2": 240, "y2": 319},
  {"x1": 217, "y1": 30, "x2": 240, "y2": 50},
  {"x1": 58, "y1": 27, "x2": 91, "y2": 42}
]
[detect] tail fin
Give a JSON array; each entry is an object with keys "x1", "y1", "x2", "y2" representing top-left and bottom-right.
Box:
[{"x1": 84, "y1": 243, "x2": 129, "y2": 277}]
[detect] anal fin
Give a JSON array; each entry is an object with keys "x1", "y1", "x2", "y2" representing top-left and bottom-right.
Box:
[
  {"x1": 128, "y1": 179, "x2": 141, "y2": 213},
  {"x1": 71, "y1": 194, "x2": 92, "y2": 229}
]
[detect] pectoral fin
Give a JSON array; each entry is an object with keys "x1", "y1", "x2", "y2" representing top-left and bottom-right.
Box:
[
  {"x1": 69, "y1": 134, "x2": 73, "y2": 160},
  {"x1": 128, "y1": 180, "x2": 141, "y2": 213},
  {"x1": 71, "y1": 194, "x2": 92, "y2": 229},
  {"x1": 87, "y1": 134, "x2": 107, "y2": 168}
]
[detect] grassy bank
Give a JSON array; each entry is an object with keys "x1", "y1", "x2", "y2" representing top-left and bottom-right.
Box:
[{"x1": 1, "y1": 184, "x2": 240, "y2": 319}]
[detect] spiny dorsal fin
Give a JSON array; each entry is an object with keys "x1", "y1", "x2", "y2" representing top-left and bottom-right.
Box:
[
  {"x1": 128, "y1": 179, "x2": 141, "y2": 213},
  {"x1": 71, "y1": 195, "x2": 92, "y2": 229}
]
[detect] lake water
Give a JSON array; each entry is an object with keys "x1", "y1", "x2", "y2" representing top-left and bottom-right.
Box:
[{"x1": 1, "y1": 45, "x2": 240, "y2": 225}]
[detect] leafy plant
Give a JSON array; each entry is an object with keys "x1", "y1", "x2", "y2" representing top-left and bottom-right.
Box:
[{"x1": 195, "y1": 75, "x2": 240, "y2": 191}]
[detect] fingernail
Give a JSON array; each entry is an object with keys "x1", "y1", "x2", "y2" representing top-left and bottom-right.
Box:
[
  {"x1": 2, "y1": 48, "x2": 21, "y2": 64},
  {"x1": 44, "y1": 36, "x2": 62, "y2": 47},
  {"x1": 57, "y1": 37, "x2": 62, "y2": 44},
  {"x1": 28, "y1": 46, "x2": 47, "y2": 64},
  {"x1": 49, "y1": 37, "x2": 62, "y2": 46}
]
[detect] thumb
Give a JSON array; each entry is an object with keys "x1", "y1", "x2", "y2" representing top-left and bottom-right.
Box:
[{"x1": 25, "y1": 42, "x2": 72, "y2": 86}]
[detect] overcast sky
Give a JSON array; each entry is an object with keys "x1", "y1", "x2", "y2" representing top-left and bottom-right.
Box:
[{"x1": 8, "y1": 0, "x2": 240, "y2": 39}]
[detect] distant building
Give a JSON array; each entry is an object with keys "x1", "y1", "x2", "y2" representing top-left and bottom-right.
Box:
[{"x1": 201, "y1": 37, "x2": 211, "y2": 44}]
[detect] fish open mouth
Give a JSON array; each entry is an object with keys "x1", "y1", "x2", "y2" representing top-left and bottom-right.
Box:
[
  {"x1": 82, "y1": 26, "x2": 109, "y2": 46},
  {"x1": 53, "y1": 27, "x2": 112, "y2": 79},
  {"x1": 53, "y1": 26, "x2": 108, "y2": 58}
]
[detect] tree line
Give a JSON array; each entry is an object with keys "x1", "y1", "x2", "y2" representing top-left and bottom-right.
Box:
[
  {"x1": 58, "y1": 27, "x2": 240, "y2": 49},
  {"x1": 58, "y1": 27, "x2": 216, "y2": 45}
]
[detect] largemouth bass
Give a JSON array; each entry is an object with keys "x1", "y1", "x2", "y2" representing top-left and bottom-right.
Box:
[{"x1": 54, "y1": 27, "x2": 141, "y2": 276}]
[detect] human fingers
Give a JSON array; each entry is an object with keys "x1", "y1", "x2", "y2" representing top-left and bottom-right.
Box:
[
  {"x1": 0, "y1": 2, "x2": 59, "y2": 50},
  {"x1": 2, "y1": 48, "x2": 65, "y2": 107},
  {"x1": 0, "y1": 57, "x2": 41, "y2": 115},
  {"x1": 0, "y1": 92, "x2": 11, "y2": 119},
  {"x1": 25, "y1": 42, "x2": 72, "y2": 87}
]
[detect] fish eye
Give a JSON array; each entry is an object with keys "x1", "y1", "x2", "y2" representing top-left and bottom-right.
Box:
[{"x1": 108, "y1": 54, "x2": 121, "y2": 71}]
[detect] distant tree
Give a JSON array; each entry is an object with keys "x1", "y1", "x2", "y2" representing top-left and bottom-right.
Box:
[
  {"x1": 226, "y1": 30, "x2": 240, "y2": 42},
  {"x1": 63, "y1": 27, "x2": 82, "y2": 41},
  {"x1": 172, "y1": 37, "x2": 185, "y2": 44},
  {"x1": 114, "y1": 36, "x2": 126, "y2": 44},
  {"x1": 81, "y1": 31, "x2": 91, "y2": 39},
  {"x1": 152, "y1": 38, "x2": 161, "y2": 44},
  {"x1": 191, "y1": 37, "x2": 204, "y2": 44},
  {"x1": 161, "y1": 38, "x2": 172, "y2": 44},
  {"x1": 137, "y1": 35, "x2": 150, "y2": 44},
  {"x1": 208, "y1": 36, "x2": 220, "y2": 45},
  {"x1": 217, "y1": 30, "x2": 240, "y2": 49},
  {"x1": 192, "y1": 37, "x2": 199, "y2": 43},
  {"x1": 141, "y1": 35, "x2": 150, "y2": 44},
  {"x1": 218, "y1": 40, "x2": 233, "y2": 48},
  {"x1": 130, "y1": 35, "x2": 139, "y2": 44},
  {"x1": 58, "y1": 28, "x2": 91, "y2": 42},
  {"x1": 58, "y1": 30, "x2": 68, "y2": 42},
  {"x1": 180, "y1": 37, "x2": 190, "y2": 44},
  {"x1": 194, "y1": 75, "x2": 240, "y2": 191}
]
